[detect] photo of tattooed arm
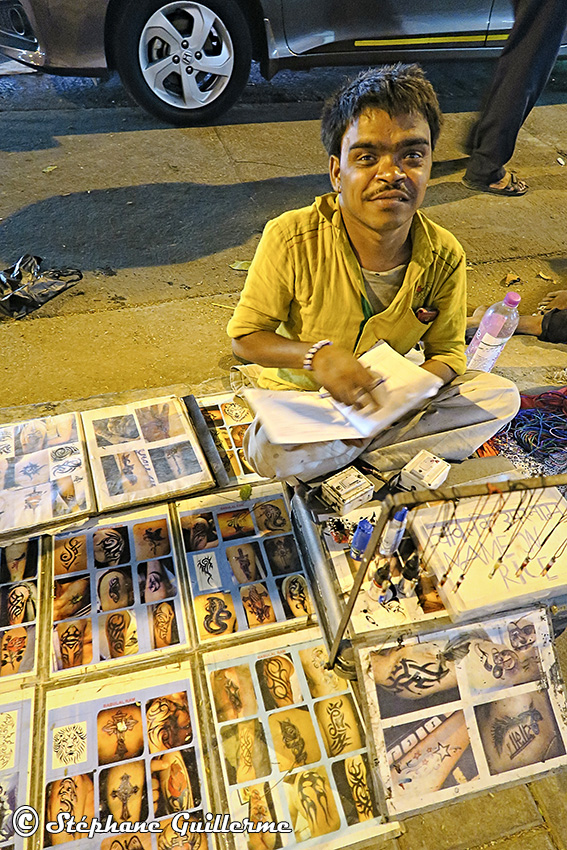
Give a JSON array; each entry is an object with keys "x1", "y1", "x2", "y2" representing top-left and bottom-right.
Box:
[
  {"x1": 242, "y1": 784, "x2": 281, "y2": 850},
  {"x1": 1, "y1": 625, "x2": 32, "y2": 676},
  {"x1": 53, "y1": 577, "x2": 90, "y2": 621},
  {"x1": 386, "y1": 711, "x2": 477, "y2": 799},
  {"x1": 98, "y1": 568, "x2": 134, "y2": 612},
  {"x1": 0, "y1": 539, "x2": 38, "y2": 583},
  {"x1": 221, "y1": 720, "x2": 270, "y2": 786},
  {"x1": 284, "y1": 766, "x2": 341, "y2": 840},
  {"x1": 151, "y1": 748, "x2": 200, "y2": 816},
  {"x1": 138, "y1": 559, "x2": 176, "y2": 604},
  {"x1": 256, "y1": 654, "x2": 298, "y2": 710},
  {"x1": 1, "y1": 582, "x2": 36, "y2": 627},
  {"x1": 44, "y1": 773, "x2": 94, "y2": 845},
  {"x1": 97, "y1": 704, "x2": 144, "y2": 765},
  {"x1": 158, "y1": 814, "x2": 207, "y2": 850},
  {"x1": 146, "y1": 692, "x2": 193, "y2": 753},
  {"x1": 54, "y1": 618, "x2": 92, "y2": 669},
  {"x1": 54, "y1": 535, "x2": 87, "y2": 576},
  {"x1": 268, "y1": 706, "x2": 321, "y2": 771},
  {"x1": 211, "y1": 665, "x2": 257, "y2": 722},
  {"x1": 314, "y1": 694, "x2": 363, "y2": 758},
  {"x1": 332, "y1": 754, "x2": 376, "y2": 824},
  {"x1": 150, "y1": 601, "x2": 179, "y2": 649},
  {"x1": 133, "y1": 519, "x2": 171, "y2": 560},
  {"x1": 370, "y1": 642, "x2": 461, "y2": 719},
  {"x1": 101, "y1": 611, "x2": 139, "y2": 658},
  {"x1": 99, "y1": 761, "x2": 148, "y2": 825},
  {"x1": 240, "y1": 583, "x2": 276, "y2": 629},
  {"x1": 475, "y1": 690, "x2": 566, "y2": 775}
]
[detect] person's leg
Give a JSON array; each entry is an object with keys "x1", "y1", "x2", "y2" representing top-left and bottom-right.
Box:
[
  {"x1": 243, "y1": 372, "x2": 520, "y2": 482},
  {"x1": 361, "y1": 372, "x2": 520, "y2": 473},
  {"x1": 465, "y1": 0, "x2": 567, "y2": 187}
]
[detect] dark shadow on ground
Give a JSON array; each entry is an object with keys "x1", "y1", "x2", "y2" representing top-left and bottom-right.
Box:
[
  {"x1": 2, "y1": 59, "x2": 566, "y2": 152},
  {"x1": 0, "y1": 175, "x2": 331, "y2": 269}
]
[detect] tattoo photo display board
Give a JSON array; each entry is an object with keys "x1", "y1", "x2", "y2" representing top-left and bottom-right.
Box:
[
  {"x1": 43, "y1": 664, "x2": 210, "y2": 850},
  {"x1": 51, "y1": 507, "x2": 190, "y2": 674},
  {"x1": 81, "y1": 397, "x2": 214, "y2": 512},
  {"x1": 321, "y1": 506, "x2": 449, "y2": 639},
  {"x1": 197, "y1": 394, "x2": 263, "y2": 484},
  {"x1": 0, "y1": 413, "x2": 93, "y2": 538},
  {"x1": 203, "y1": 628, "x2": 400, "y2": 850},
  {"x1": 0, "y1": 538, "x2": 40, "y2": 680},
  {"x1": 410, "y1": 488, "x2": 567, "y2": 621},
  {"x1": 177, "y1": 485, "x2": 315, "y2": 643},
  {"x1": 0, "y1": 690, "x2": 33, "y2": 850},
  {"x1": 357, "y1": 608, "x2": 567, "y2": 818}
]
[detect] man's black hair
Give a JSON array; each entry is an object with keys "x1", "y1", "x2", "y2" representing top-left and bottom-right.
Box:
[{"x1": 321, "y1": 64, "x2": 443, "y2": 157}]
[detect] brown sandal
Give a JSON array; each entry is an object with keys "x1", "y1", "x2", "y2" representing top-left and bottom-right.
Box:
[{"x1": 462, "y1": 171, "x2": 528, "y2": 196}]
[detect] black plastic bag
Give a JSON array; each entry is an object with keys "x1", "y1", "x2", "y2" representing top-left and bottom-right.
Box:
[{"x1": 0, "y1": 254, "x2": 82, "y2": 319}]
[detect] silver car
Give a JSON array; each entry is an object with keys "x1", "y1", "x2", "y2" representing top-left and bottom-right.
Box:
[{"x1": 0, "y1": 0, "x2": 565, "y2": 124}]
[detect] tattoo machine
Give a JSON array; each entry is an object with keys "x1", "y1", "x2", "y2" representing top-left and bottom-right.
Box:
[
  {"x1": 366, "y1": 507, "x2": 408, "y2": 603},
  {"x1": 398, "y1": 450, "x2": 450, "y2": 491},
  {"x1": 320, "y1": 466, "x2": 375, "y2": 515}
]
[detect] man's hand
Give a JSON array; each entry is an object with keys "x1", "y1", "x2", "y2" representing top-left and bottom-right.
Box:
[{"x1": 311, "y1": 344, "x2": 381, "y2": 409}]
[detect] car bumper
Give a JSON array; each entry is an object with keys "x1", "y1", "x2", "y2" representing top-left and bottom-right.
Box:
[{"x1": 0, "y1": 0, "x2": 108, "y2": 71}]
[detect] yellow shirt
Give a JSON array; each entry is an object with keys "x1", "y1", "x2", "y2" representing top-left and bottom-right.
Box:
[{"x1": 227, "y1": 192, "x2": 467, "y2": 390}]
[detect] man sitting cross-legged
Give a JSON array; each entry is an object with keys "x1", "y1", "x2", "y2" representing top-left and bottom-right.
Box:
[{"x1": 228, "y1": 64, "x2": 520, "y2": 483}]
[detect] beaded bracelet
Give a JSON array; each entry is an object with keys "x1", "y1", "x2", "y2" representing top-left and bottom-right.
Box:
[{"x1": 303, "y1": 339, "x2": 332, "y2": 371}]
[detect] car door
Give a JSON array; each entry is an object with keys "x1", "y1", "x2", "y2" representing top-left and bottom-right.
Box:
[
  {"x1": 281, "y1": 0, "x2": 494, "y2": 56},
  {"x1": 488, "y1": 0, "x2": 567, "y2": 48}
]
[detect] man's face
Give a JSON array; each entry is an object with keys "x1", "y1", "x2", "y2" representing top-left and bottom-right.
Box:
[{"x1": 330, "y1": 108, "x2": 432, "y2": 238}]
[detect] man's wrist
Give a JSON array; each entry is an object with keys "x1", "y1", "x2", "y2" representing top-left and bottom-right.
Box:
[{"x1": 302, "y1": 339, "x2": 333, "y2": 371}]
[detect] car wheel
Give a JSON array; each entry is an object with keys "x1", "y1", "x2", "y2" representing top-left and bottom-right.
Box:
[{"x1": 113, "y1": 0, "x2": 252, "y2": 124}]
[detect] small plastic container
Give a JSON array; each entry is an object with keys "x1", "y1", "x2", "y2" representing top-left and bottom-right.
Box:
[{"x1": 466, "y1": 292, "x2": 521, "y2": 372}]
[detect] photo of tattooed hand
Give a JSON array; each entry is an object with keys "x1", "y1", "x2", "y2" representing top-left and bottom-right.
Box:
[{"x1": 44, "y1": 773, "x2": 95, "y2": 845}]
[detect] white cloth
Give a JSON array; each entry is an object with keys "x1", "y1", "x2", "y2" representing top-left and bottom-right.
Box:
[{"x1": 242, "y1": 370, "x2": 520, "y2": 483}]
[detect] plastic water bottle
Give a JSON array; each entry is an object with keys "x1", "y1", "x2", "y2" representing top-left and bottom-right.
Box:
[{"x1": 466, "y1": 292, "x2": 521, "y2": 372}]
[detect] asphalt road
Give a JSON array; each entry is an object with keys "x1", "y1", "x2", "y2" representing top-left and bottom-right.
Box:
[{"x1": 1, "y1": 57, "x2": 567, "y2": 411}]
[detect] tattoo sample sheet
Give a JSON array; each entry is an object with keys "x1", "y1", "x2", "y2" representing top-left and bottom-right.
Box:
[
  {"x1": 321, "y1": 506, "x2": 449, "y2": 638},
  {"x1": 0, "y1": 690, "x2": 33, "y2": 850},
  {"x1": 177, "y1": 485, "x2": 315, "y2": 643},
  {"x1": 51, "y1": 507, "x2": 190, "y2": 673},
  {"x1": 358, "y1": 608, "x2": 567, "y2": 817},
  {"x1": 197, "y1": 394, "x2": 263, "y2": 484},
  {"x1": 81, "y1": 397, "x2": 215, "y2": 512},
  {"x1": 410, "y1": 488, "x2": 567, "y2": 620},
  {"x1": 203, "y1": 628, "x2": 400, "y2": 849},
  {"x1": 43, "y1": 664, "x2": 210, "y2": 849},
  {"x1": 0, "y1": 413, "x2": 93, "y2": 537},
  {"x1": 0, "y1": 538, "x2": 39, "y2": 680}
]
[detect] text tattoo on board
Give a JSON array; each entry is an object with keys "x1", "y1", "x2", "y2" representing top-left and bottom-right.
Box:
[{"x1": 492, "y1": 705, "x2": 543, "y2": 760}]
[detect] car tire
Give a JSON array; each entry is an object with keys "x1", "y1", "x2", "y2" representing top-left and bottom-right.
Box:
[{"x1": 113, "y1": 0, "x2": 252, "y2": 125}]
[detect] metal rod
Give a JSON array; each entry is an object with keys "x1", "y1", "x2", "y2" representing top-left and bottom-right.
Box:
[
  {"x1": 327, "y1": 470, "x2": 567, "y2": 668},
  {"x1": 328, "y1": 493, "x2": 395, "y2": 668}
]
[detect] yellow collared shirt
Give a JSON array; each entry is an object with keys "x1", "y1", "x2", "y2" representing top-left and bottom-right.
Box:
[{"x1": 227, "y1": 193, "x2": 467, "y2": 390}]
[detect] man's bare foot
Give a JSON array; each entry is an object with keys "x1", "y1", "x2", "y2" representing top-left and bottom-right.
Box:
[
  {"x1": 538, "y1": 290, "x2": 567, "y2": 312},
  {"x1": 466, "y1": 305, "x2": 488, "y2": 329}
]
